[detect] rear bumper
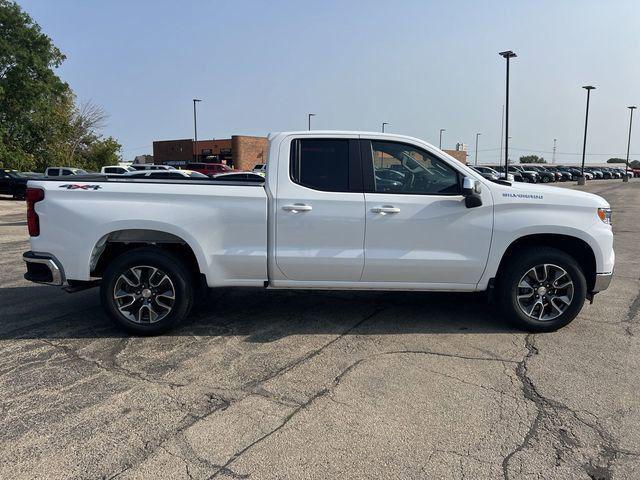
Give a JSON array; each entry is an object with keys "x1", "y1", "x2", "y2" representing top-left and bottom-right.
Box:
[
  {"x1": 23, "y1": 251, "x2": 65, "y2": 286},
  {"x1": 592, "y1": 272, "x2": 613, "y2": 293}
]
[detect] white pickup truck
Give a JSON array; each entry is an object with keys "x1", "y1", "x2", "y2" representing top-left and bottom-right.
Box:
[{"x1": 23, "y1": 131, "x2": 614, "y2": 334}]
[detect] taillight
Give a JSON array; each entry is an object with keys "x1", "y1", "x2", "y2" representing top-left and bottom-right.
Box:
[{"x1": 26, "y1": 188, "x2": 45, "y2": 236}]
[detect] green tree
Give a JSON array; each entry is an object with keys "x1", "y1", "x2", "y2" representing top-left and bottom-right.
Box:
[
  {"x1": 0, "y1": 1, "x2": 119, "y2": 172},
  {"x1": 519, "y1": 155, "x2": 546, "y2": 164},
  {"x1": 0, "y1": 0, "x2": 70, "y2": 171},
  {"x1": 607, "y1": 158, "x2": 626, "y2": 164},
  {"x1": 79, "y1": 136, "x2": 122, "y2": 171}
]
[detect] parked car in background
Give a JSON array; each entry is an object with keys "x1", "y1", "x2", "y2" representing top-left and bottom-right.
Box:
[
  {"x1": 129, "y1": 164, "x2": 176, "y2": 171},
  {"x1": 544, "y1": 166, "x2": 572, "y2": 181},
  {"x1": 23, "y1": 130, "x2": 614, "y2": 335},
  {"x1": 471, "y1": 166, "x2": 500, "y2": 181},
  {"x1": 509, "y1": 165, "x2": 538, "y2": 183},
  {"x1": 101, "y1": 166, "x2": 136, "y2": 175},
  {"x1": 186, "y1": 162, "x2": 232, "y2": 176},
  {"x1": 631, "y1": 167, "x2": 640, "y2": 178},
  {"x1": 44, "y1": 167, "x2": 88, "y2": 177},
  {"x1": 561, "y1": 167, "x2": 592, "y2": 180},
  {"x1": 123, "y1": 170, "x2": 208, "y2": 179},
  {"x1": 252, "y1": 164, "x2": 267, "y2": 175},
  {"x1": 524, "y1": 165, "x2": 556, "y2": 183},
  {"x1": 539, "y1": 166, "x2": 564, "y2": 182},
  {"x1": 0, "y1": 169, "x2": 38, "y2": 199},
  {"x1": 602, "y1": 167, "x2": 622, "y2": 179},
  {"x1": 213, "y1": 172, "x2": 265, "y2": 182},
  {"x1": 585, "y1": 167, "x2": 604, "y2": 179},
  {"x1": 487, "y1": 165, "x2": 519, "y2": 182}
]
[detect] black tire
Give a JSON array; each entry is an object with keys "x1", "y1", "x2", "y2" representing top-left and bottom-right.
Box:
[
  {"x1": 100, "y1": 247, "x2": 194, "y2": 335},
  {"x1": 542, "y1": 176, "x2": 550, "y2": 183},
  {"x1": 496, "y1": 247, "x2": 587, "y2": 332}
]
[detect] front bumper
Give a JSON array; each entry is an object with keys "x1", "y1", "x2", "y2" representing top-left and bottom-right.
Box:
[
  {"x1": 592, "y1": 272, "x2": 613, "y2": 293},
  {"x1": 23, "y1": 251, "x2": 65, "y2": 286}
]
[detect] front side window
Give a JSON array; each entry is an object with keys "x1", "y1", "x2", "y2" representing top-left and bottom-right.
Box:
[
  {"x1": 370, "y1": 141, "x2": 460, "y2": 194},
  {"x1": 290, "y1": 139, "x2": 349, "y2": 192}
]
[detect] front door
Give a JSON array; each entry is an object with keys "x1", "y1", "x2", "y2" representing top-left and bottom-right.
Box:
[
  {"x1": 361, "y1": 139, "x2": 493, "y2": 286},
  {"x1": 274, "y1": 136, "x2": 365, "y2": 282}
]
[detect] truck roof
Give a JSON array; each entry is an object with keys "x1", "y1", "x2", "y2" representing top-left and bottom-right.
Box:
[{"x1": 269, "y1": 130, "x2": 438, "y2": 148}]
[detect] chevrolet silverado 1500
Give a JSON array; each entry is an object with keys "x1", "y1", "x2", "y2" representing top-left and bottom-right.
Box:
[{"x1": 23, "y1": 131, "x2": 614, "y2": 334}]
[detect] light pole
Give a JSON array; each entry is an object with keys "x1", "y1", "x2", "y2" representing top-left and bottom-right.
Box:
[
  {"x1": 499, "y1": 50, "x2": 517, "y2": 176},
  {"x1": 579, "y1": 86, "x2": 595, "y2": 184},
  {"x1": 625, "y1": 106, "x2": 636, "y2": 181},
  {"x1": 193, "y1": 98, "x2": 202, "y2": 161},
  {"x1": 308, "y1": 113, "x2": 316, "y2": 131},
  {"x1": 382, "y1": 122, "x2": 388, "y2": 133},
  {"x1": 474, "y1": 133, "x2": 482, "y2": 165},
  {"x1": 552, "y1": 138, "x2": 557, "y2": 164},
  {"x1": 439, "y1": 129, "x2": 445, "y2": 149}
]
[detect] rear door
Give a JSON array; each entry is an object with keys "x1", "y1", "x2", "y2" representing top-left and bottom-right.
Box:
[
  {"x1": 360, "y1": 138, "x2": 493, "y2": 286},
  {"x1": 274, "y1": 135, "x2": 365, "y2": 282}
]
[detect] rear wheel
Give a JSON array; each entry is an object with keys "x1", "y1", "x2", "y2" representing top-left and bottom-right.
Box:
[
  {"x1": 100, "y1": 247, "x2": 194, "y2": 335},
  {"x1": 496, "y1": 247, "x2": 587, "y2": 332}
]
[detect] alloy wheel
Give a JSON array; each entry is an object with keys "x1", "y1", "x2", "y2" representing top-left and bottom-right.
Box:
[
  {"x1": 113, "y1": 265, "x2": 176, "y2": 324},
  {"x1": 516, "y1": 263, "x2": 574, "y2": 322}
]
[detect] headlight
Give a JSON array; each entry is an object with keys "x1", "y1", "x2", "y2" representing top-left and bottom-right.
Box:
[{"x1": 597, "y1": 208, "x2": 612, "y2": 225}]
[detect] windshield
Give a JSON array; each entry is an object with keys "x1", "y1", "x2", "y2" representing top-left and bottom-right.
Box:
[{"x1": 189, "y1": 172, "x2": 208, "y2": 178}]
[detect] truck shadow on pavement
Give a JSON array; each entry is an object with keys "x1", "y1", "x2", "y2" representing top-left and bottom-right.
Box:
[{"x1": 0, "y1": 284, "x2": 518, "y2": 340}]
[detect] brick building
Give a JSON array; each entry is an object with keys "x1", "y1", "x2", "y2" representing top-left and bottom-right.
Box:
[{"x1": 152, "y1": 136, "x2": 268, "y2": 171}]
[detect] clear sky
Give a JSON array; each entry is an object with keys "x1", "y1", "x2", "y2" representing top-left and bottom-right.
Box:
[{"x1": 19, "y1": 0, "x2": 640, "y2": 164}]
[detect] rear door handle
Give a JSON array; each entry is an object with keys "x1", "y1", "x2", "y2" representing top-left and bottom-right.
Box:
[
  {"x1": 282, "y1": 203, "x2": 313, "y2": 212},
  {"x1": 371, "y1": 206, "x2": 400, "y2": 214}
]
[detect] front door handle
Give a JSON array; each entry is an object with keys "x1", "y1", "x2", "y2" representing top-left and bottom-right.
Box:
[
  {"x1": 282, "y1": 203, "x2": 313, "y2": 212},
  {"x1": 371, "y1": 205, "x2": 400, "y2": 214}
]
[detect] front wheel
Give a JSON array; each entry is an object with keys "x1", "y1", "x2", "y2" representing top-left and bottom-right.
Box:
[
  {"x1": 496, "y1": 247, "x2": 587, "y2": 332},
  {"x1": 100, "y1": 247, "x2": 194, "y2": 335}
]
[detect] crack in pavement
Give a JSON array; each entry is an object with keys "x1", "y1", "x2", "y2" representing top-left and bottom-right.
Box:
[
  {"x1": 39, "y1": 338, "x2": 188, "y2": 389},
  {"x1": 207, "y1": 359, "x2": 366, "y2": 479},
  {"x1": 501, "y1": 334, "x2": 624, "y2": 480},
  {"x1": 102, "y1": 305, "x2": 387, "y2": 479},
  {"x1": 622, "y1": 280, "x2": 640, "y2": 336}
]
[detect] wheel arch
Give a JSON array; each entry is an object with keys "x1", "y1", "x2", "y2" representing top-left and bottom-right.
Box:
[
  {"x1": 90, "y1": 229, "x2": 205, "y2": 283},
  {"x1": 494, "y1": 233, "x2": 597, "y2": 292}
]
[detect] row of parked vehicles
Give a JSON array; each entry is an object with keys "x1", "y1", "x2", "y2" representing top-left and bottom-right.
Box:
[
  {"x1": 0, "y1": 163, "x2": 267, "y2": 199},
  {"x1": 471, "y1": 164, "x2": 638, "y2": 183}
]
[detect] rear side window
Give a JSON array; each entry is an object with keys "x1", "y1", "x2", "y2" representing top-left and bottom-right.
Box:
[
  {"x1": 48, "y1": 169, "x2": 59, "y2": 177},
  {"x1": 290, "y1": 139, "x2": 349, "y2": 192}
]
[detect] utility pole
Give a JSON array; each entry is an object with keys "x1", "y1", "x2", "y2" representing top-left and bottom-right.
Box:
[
  {"x1": 580, "y1": 86, "x2": 595, "y2": 184},
  {"x1": 474, "y1": 133, "x2": 482, "y2": 166},
  {"x1": 625, "y1": 106, "x2": 636, "y2": 181},
  {"x1": 499, "y1": 105, "x2": 504, "y2": 164},
  {"x1": 552, "y1": 139, "x2": 557, "y2": 164},
  {"x1": 499, "y1": 50, "x2": 517, "y2": 176},
  {"x1": 193, "y1": 99, "x2": 202, "y2": 161}
]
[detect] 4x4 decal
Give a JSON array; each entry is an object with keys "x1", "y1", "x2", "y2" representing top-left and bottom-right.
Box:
[{"x1": 59, "y1": 184, "x2": 101, "y2": 190}]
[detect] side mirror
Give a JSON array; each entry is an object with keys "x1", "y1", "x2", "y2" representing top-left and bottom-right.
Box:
[{"x1": 462, "y1": 176, "x2": 483, "y2": 208}]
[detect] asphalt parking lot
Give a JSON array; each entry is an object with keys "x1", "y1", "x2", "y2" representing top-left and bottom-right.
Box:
[{"x1": 0, "y1": 180, "x2": 638, "y2": 480}]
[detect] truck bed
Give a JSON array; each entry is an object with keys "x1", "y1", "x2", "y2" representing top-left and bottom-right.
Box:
[{"x1": 27, "y1": 176, "x2": 268, "y2": 286}]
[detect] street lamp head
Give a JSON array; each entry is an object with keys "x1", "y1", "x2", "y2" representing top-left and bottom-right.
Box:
[
  {"x1": 193, "y1": 98, "x2": 202, "y2": 102},
  {"x1": 308, "y1": 113, "x2": 316, "y2": 117},
  {"x1": 582, "y1": 86, "x2": 595, "y2": 91},
  {"x1": 499, "y1": 50, "x2": 517, "y2": 58},
  {"x1": 628, "y1": 106, "x2": 637, "y2": 110},
  {"x1": 440, "y1": 128, "x2": 446, "y2": 133}
]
